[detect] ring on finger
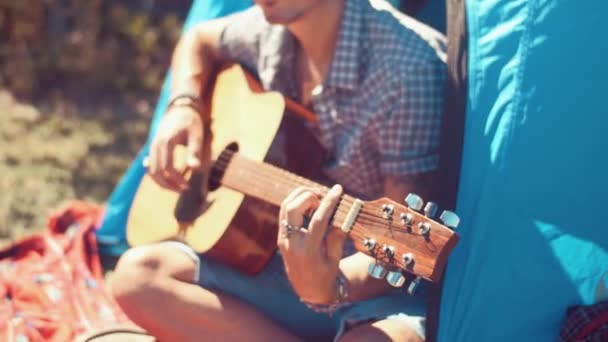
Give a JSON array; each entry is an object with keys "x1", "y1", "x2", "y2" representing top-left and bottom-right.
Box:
[
  {"x1": 142, "y1": 156, "x2": 150, "y2": 168},
  {"x1": 281, "y1": 219, "x2": 299, "y2": 238}
]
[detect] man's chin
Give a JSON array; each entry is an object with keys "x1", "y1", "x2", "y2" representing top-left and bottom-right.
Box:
[
  {"x1": 262, "y1": 13, "x2": 292, "y2": 25},
  {"x1": 260, "y1": 8, "x2": 302, "y2": 25}
]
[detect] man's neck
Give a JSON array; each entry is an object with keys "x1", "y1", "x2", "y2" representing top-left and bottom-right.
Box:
[{"x1": 287, "y1": 0, "x2": 345, "y2": 78}]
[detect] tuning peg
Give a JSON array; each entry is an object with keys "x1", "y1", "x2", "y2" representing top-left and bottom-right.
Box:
[
  {"x1": 405, "y1": 193, "x2": 424, "y2": 211},
  {"x1": 382, "y1": 244, "x2": 395, "y2": 258},
  {"x1": 363, "y1": 238, "x2": 377, "y2": 252},
  {"x1": 402, "y1": 253, "x2": 414, "y2": 266},
  {"x1": 368, "y1": 262, "x2": 388, "y2": 279},
  {"x1": 423, "y1": 202, "x2": 438, "y2": 218},
  {"x1": 439, "y1": 210, "x2": 460, "y2": 229},
  {"x1": 407, "y1": 276, "x2": 422, "y2": 295},
  {"x1": 418, "y1": 222, "x2": 431, "y2": 235},
  {"x1": 381, "y1": 204, "x2": 395, "y2": 216},
  {"x1": 400, "y1": 212, "x2": 414, "y2": 225},
  {"x1": 386, "y1": 271, "x2": 406, "y2": 287}
]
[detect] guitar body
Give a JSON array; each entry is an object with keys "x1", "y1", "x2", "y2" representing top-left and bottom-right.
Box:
[{"x1": 127, "y1": 65, "x2": 326, "y2": 275}]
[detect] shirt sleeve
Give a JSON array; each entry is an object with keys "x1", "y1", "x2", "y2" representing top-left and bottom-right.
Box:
[
  {"x1": 378, "y1": 62, "x2": 446, "y2": 176},
  {"x1": 217, "y1": 6, "x2": 266, "y2": 72}
]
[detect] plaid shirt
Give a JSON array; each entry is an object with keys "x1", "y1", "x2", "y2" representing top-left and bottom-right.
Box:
[
  {"x1": 218, "y1": 0, "x2": 446, "y2": 199},
  {"x1": 560, "y1": 301, "x2": 608, "y2": 341}
]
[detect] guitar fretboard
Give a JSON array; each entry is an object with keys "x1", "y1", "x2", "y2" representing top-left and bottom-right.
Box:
[{"x1": 214, "y1": 151, "x2": 358, "y2": 228}]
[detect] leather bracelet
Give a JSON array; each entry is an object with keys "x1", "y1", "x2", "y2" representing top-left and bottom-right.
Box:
[
  {"x1": 167, "y1": 93, "x2": 204, "y2": 113},
  {"x1": 301, "y1": 274, "x2": 351, "y2": 315}
]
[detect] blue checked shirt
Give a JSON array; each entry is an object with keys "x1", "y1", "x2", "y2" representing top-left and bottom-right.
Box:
[{"x1": 218, "y1": 0, "x2": 447, "y2": 200}]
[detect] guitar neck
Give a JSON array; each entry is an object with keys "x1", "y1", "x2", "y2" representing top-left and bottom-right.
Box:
[{"x1": 217, "y1": 152, "x2": 357, "y2": 226}]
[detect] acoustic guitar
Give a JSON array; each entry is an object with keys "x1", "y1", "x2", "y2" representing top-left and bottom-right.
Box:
[{"x1": 127, "y1": 64, "x2": 459, "y2": 289}]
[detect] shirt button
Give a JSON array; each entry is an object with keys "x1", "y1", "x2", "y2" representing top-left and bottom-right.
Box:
[
  {"x1": 330, "y1": 109, "x2": 338, "y2": 119},
  {"x1": 312, "y1": 84, "x2": 324, "y2": 96}
]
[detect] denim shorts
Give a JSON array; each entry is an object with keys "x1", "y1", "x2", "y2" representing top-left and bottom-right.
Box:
[{"x1": 163, "y1": 241, "x2": 427, "y2": 341}]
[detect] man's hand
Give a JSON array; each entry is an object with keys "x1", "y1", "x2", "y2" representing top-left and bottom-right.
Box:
[
  {"x1": 147, "y1": 106, "x2": 204, "y2": 192},
  {"x1": 277, "y1": 184, "x2": 347, "y2": 304}
]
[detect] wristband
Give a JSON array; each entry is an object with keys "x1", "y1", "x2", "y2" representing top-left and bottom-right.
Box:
[{"x1": 167, "y1": 93, "x2": 204, "y2": 114}]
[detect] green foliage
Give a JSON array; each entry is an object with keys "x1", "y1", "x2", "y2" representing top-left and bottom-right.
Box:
[
  {"x1": 0, "y1": 1, "x2": 187, "y2": 243},
  {"x1": 0, "y1": 0, "x2": 184, "y2": 100}
]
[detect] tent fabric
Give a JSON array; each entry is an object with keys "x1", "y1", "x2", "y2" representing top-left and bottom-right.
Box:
[
  {"x1": 438, "y1": 1, "x2": 608, "y2": 341},
  {"x1": 96, "y1": 0, "x2": 253, "y2": 256}
]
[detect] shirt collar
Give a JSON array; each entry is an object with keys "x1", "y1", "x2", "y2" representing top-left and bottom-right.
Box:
[
  {"x1": 261, "y1": 26, "x2": 298, "y2": 98},
  {"x1": 325, "y1": 0, "x2": 364, "y2": 91}
]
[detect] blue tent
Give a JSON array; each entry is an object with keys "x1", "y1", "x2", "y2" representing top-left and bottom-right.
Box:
[
  {"x1": 438, "y1": 1, "x2": 608, "y2": 341},
  {"x1": 96, "y1": 0, "x2": 252, "y2": 255}
]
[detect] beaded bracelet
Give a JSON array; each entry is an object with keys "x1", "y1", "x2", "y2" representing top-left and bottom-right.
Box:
[{"x1": 301, "y1": 273, "x2": 352, "y2": 315}]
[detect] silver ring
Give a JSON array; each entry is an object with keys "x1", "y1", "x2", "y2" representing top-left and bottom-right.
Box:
[
  {"x1": 281, "y1": 219, "x2": 297, "y2": 238},
  {"x1": 142, "y1": 156, "x2": 150, "y2": 168}
]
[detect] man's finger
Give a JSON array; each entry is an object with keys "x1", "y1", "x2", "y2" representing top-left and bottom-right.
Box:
[
  {"x1": 163, "y1": 139, "x2": 188, "y2": 191},
  {"x1": 152, "y1": 141, "x2": 180, "y2": 192},
  {"x1": 187, "y1": 125, "x2": 203, "y2": 169},
  {"x1": 307, "y1": 184, "x2": 343, "y2": 248},
  {"x1": 279, "y1": 187, "x2": 318, "y2": 223},
  {"x1": 284, "y1": 190, "x2": 321, "y2": 229},
  {"x1": 147, "y1": 141, "x2": 170, "y2": 190},
  {"x1": 278, "y1": 190, "x2": 320, "y2": 246},
  {"x1": 157, "y1": 141, "x2": 180, "y2": 191},
  {"x1": 282, "y1": 187, "x2": 316, "y2": 208},
  {"x1": 325, "y1": 228, "x2": 347, "y2": 263}
]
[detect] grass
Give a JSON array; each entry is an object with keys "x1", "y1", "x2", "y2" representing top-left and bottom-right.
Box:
[{"x1": 0, "y1": 89, "x2": 151, "y2": 247}]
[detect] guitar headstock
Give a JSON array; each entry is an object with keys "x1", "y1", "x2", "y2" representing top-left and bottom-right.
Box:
[{"x1": 336, "y1": 193, "x2": 459, "y2": 293}]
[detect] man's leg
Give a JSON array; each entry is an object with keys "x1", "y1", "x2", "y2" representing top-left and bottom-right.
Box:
[
  {"x1": 331, "y1": 285, "x2": 427, "y2": 342},
  {"x1": 110, "y1": 243, "x2": 300, "y2": 342},
  {"x1": 339, "y1": 319, "x2": 424, "y2": 342}
]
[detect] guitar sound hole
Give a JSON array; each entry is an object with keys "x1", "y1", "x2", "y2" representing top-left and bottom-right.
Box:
[{"x1": 208, "y1": 142, "x2": 239, "y2": 191}]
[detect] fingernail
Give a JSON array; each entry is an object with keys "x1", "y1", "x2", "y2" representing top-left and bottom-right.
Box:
[
  {"x1": 187, "y1": 156, "x2": 201, "y2": 167},
  {"x1": 329, "y1": 184, "x2": 342, "y2": 195}
]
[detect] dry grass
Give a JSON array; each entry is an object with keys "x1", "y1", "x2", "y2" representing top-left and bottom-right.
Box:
[{"x1": 0, "y1": 89, "x2": 150, "y2": 246}]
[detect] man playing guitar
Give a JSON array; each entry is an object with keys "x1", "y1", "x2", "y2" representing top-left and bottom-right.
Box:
[{"x1": 111, "y1": 0, "x2": 447, "y2": 340}]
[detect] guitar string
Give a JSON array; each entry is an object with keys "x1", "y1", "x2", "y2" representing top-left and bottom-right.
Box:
[
  {"x1": 207, "y1": 169, "x2": 441, "y2": 236},
  {"x1": 185, "y1": 154, "x2": 441, "y2": 268},
  {"x1": 329, "y1": 229, "x2": 438, "y2": 271},
  {"x1": 274, "y1": 224, "x2": 437, "y2": 270},
  {"x1": 208, "y1": 166, "x2": 406, "y2": 232},
  {"x1": 208, "y1": 158, "x2": 441, "y2": 236},
  {"x1": 346, "y1": 229, "x2": 437, "y2": 256},
  {"x1": 207, "y1": 152, "x2": 441, "y2": 235},
  {"x1": 211, "y1": 150, "x2": 381, "y2": 207},
  {"x1": 188, "y1": 153, "x2": 440, "y2": 275},
  {"x1": 202, "y1": 150, "x2": 448, "y2": 251},
  {"x1": 210, "y1": 151, "x2": 378, "y2": 210}
]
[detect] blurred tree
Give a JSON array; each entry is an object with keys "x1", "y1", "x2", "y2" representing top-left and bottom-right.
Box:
[
  {"x1": 0, "y1": 0, "x2": 188, "y2": 108},
  {"x1": 0, "y1": 0, "x2": 189, "y2": 241}
]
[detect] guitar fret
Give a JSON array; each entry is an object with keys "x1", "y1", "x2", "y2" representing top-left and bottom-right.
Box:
[{"x1": 220, "y1": 152, "x2": 353, "y2": 228}]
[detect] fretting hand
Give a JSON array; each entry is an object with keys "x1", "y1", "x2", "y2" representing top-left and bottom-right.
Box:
[{"x1": 277, "y1": 184, "x2": 347, "y2": 304}]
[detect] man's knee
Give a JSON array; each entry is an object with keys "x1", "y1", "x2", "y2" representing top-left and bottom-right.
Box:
[
  {"x1": 339, "y1": 318, "x2": 424, "y2": 342},
  {"x1": 110, "y1": 244, "x2": 198, "y2": 308}
]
